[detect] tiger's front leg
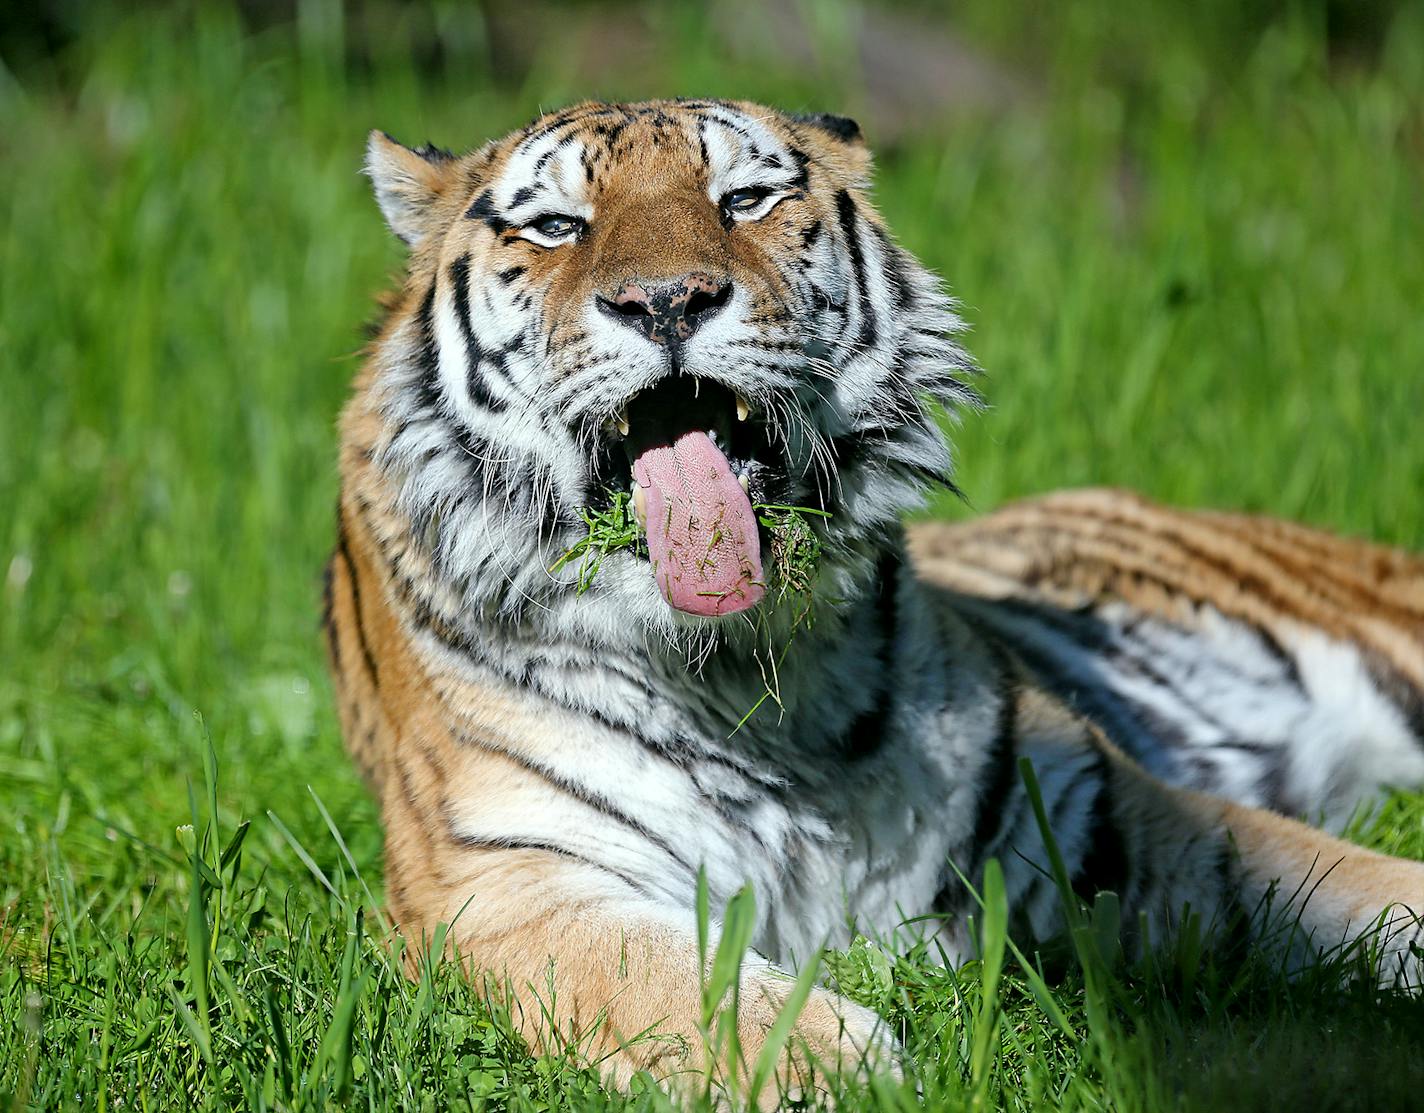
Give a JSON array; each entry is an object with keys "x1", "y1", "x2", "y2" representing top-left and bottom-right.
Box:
[
  {"x1": 1170, "y1": 774, "x2": 1424, "y2": 984},
  {"x1": 380, "y1": 801, "x2": 892, "y2": 1103}
]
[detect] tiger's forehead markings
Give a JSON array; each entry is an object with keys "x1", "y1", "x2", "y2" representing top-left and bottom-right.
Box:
[
  {"x1": 461, "y1": 101, "x2": 816, "y2": 239},
  {"x1": 695, "y1": 112, "x2": 806, "y2": 198},
  {"x1": 695, "y1": 106, "x2": 800, "y2": 172},
  {"x1": 505, "y1": 108, "x2": 705, "y2": 199},
  {"x1": 512, "y1": 101, "x2": 791, "y2": 171},
  {"x1": 494, "y1": 125, "x2": 600, "y2": 217}
]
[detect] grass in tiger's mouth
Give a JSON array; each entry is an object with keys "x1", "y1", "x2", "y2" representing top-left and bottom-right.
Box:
[
  {"x1": 549, "y1": 488, "x2": 831, "y2": 608},
  {"x1": 547, "y1": 489, "x2": 647, "y2": 592},
  {"x1": 549, "y1": 490, "x2": 831, "y2": 732}
]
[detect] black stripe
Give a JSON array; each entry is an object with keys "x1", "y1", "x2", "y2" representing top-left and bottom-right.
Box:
[
  {"x1": 703, "y1": 112, "x2": 754, "y2": 142},
  {"x1": 385, "y1": 556, "x2": 787, "y2": 792},
  {"x1": 1041, "y1": 506, "x2": 1313, "y2": 692},
  {"x1": 930, "y1": 666, "x2": 1020, "y2": 916},
  {"x1": 786, "y1": 147, "x2": 811, "y2": 190},
  {"x1": 600, "y1": 118, "x2": 630, "y2": 147},
  {"x1": 824, "y1": 429, "x2": 951, "y2": 497},
  {"x1": 411, "y1": 140, "x2": 454, "y2": 164},
  {"x1": 1362, "y1": 648, "x2": 1424, "y2": 751},
  {"x1": 457, "y1": 732, "x2": 695, "y2": 876},
  {"x1": 835, "y1": 189, "x2": 878, "y2": 350},
  {"x1": 790, "y1": 112, "x2": 862, "y2": 143},
  {"x1": 363, "y1": 515, "x2": 784, "y2": 797},
  {"x1": 950, "y1": 595, "x2": 1184, "y2": 761},
  {"x1": 413, "y1": 282, "x2": 441, "y2": 413},
  {"x1": 956, "y1": 593, "x2": 1322, "y2": 809},
  {"x1": 965, "y1": 667, "x2": 1020, "y2": 869},
  {"x1": 451, "y1": 834, "x2": 648, "y2": 895},
  {"x1": 841, "y1": 552, "x2": 902, "y2": 760},
  {"x1": 1210, "y1": 842, "x2": 1255, "y2": 966},
  {"x1": 840, "y1": 675, "x2": 890, "y2": 760},
  {"x1": 498, "y1": 265, "x2": 527, "y2": 285},
  {"x1": 335, "y1": 515, "x2": 380, "y2": 688},
  {"x1": 807, "y1": 281, "x2": 847, "y2": 315},
  {"x1": 320, "y1": 551, "x2": 339, "y2": 672},
  {"x1": 524, "y1": 108, "x2": 608, "y2": 151},
  {"x1": 448, "y1": 255, "x2": 507, "y2": 412},
  {"x1": 872, "y1": 224, "x2": 915, "y2": 310},
  {"x1": 392, "y1": 757, "x2": 440, "y2": 837},
  {"x1": 1070, "y1": 765, "x2": 1129, "y2": 904},
  {"x1": 509, "y1": 186, "x2": 539, "y2": 208},
  {"x1": 462, "y1": 190, "x2": 509, "y2": 233},
  {"x1": 403, "y1": 288, "x2": 497, "y2": 511}
]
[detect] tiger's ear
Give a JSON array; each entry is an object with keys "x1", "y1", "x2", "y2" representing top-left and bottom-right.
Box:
[
  {"x1": 365, "y1": 130, "x2": 459, "y2": 247},
  {"x1": 785, "y1": 112, "x2": 871, "y2": 186},
  {"x1": 789, "y1": 112, "x2": 863, "y2": 144}
]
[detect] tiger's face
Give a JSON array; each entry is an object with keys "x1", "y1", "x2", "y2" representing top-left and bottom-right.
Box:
[{"x1": 362, "y1": 100, "x2": 974, "y2": 642}]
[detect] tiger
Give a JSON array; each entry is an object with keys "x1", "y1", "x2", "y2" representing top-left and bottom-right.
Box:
[{"x1": 323, "y1": 98, "x2": 1424, "y2": 1096}]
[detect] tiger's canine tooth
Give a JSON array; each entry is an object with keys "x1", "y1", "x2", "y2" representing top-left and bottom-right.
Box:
[
  {"x1": 614, "y1": 409, "x2": 630, "y2": 437},
  {"x1": 735, "y1": 394, "x2": 751, "y2": 422},
  {"x1": 738, "y1": 473, "x2": 750, "y2": 493}
]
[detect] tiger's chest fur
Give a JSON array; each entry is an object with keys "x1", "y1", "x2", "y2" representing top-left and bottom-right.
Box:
[{"x1": 330, "y1": 466, "x2": 1007, "y2": 961}]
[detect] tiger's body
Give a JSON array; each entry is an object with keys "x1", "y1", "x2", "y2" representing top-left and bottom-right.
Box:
[{"x1": 324, "y1": 99, "x2": 1424, "y2": 1092}]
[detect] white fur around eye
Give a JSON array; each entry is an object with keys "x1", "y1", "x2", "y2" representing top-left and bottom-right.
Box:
[
  {"x1": 518, "y1": 226, "x2": 578, "y2": 248},
  {"x1": 518, "y1": 226, "x2": 572, "y2": 246},
  {"x1": 728, "y1": 193, "x2": 785, "y2": 223}
]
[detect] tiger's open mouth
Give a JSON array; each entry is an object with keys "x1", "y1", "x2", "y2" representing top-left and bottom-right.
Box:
[{"x1": 604, "y1": 377, "x2": 781, "y2": 617}]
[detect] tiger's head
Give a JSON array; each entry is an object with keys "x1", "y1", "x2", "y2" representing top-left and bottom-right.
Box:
[{"x1": 357, "y1": 99, "x2": 975, "y2": 647}]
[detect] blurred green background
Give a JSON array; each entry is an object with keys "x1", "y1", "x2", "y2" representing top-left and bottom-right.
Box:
[{"x1": 3, "y1": 1, "x2": 1424, "y2": 1108}]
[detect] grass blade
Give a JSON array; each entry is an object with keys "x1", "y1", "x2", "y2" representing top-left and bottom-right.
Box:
[{"x1": 747, "y1": 951, "x2": 823, "y2": 1106}]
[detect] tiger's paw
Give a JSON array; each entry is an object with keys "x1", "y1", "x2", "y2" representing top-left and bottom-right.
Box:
[{"x1": 735, "y1": 975, "x2": 901, "y2": 1107}]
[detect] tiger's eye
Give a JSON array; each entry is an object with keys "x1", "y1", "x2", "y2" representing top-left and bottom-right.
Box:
[
  {"x1": 723, "y1": 189, "x2": 768, "y2": 213},
  {"x1": 533, "y1": 214, "x2": 582, "y2": 238}
]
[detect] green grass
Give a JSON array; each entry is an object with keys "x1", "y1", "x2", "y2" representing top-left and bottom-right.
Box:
[
  {"x1": 550, "y1": 489, "x2": 648, "y2": 592},
  {"x1": 3, "y1": 2, "x2": 1424, "y2": 1108}
]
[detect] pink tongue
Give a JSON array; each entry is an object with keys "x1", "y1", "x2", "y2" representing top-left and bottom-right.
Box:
[{"x1": 632, "y1": 430, "x2": 765, "y2": 616}]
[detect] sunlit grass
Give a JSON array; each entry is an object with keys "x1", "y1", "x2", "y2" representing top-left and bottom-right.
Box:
[{"x1": 3, "y1": 2, "x2": 1424, "y2": 1109}]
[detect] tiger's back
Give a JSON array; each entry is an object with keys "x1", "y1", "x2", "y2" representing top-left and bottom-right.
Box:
[{"x1": 913, "y1": 487, "x2": 1424, "y2": 825}]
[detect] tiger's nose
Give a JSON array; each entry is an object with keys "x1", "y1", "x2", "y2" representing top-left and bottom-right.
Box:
[{"x1": 597, "y1": 273, "x2": 732, "y2": 345}]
